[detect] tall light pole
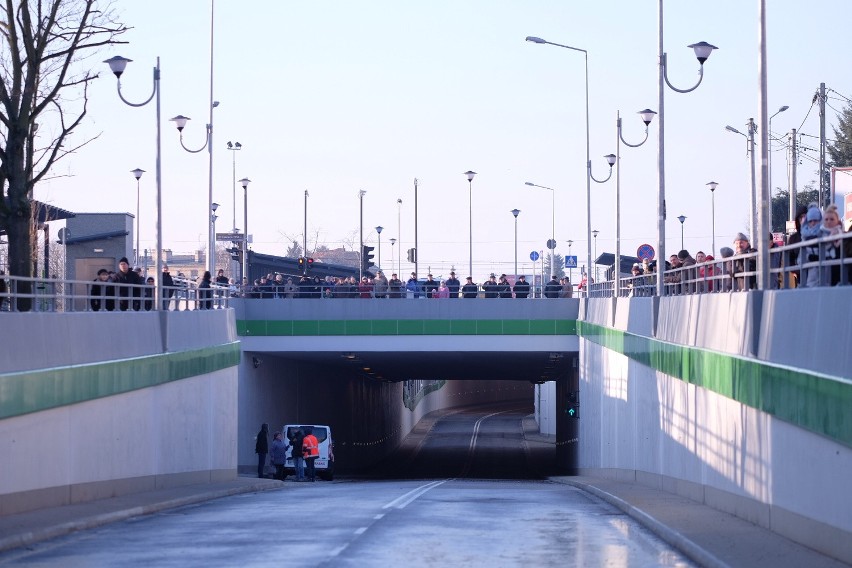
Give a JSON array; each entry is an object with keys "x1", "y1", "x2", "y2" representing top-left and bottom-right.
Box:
[
  {"x1": 768, "y1": 105, "x2": 789, "y2": 230},
  {"x1": 592, "y1": 229, "x2": 599, "y2": 283},
  {"x1": 375, "y1": 226, "x2": 383, "y2": 270},
  {"x1": 169, "y1": 0, "x2": 217, "y2": 274},
  {"x1": 706, "y1": 181, "x2": 718, "y2": 256},
  {"x1": 524, "y1": 182, "x2": 556, "y2": 276},
  {"x1": 677, "y1": 215, "x2": 686, "y2": 250},
  {"x1": 396, "y1": 198, "x2": 402, "y2": 277},
  {"x1": 104, "y1": 56, "x2": 163, "y2": 309},
  {"x1": 567, "y1": 239, "x2": 573, "y2": 286},
  {"x1": 511, "y1": 209, "x2": 521, "y2": 279},
  {"x1": 725, "y1": 120, "x2": 757, "y2": 244},
  {"x1": 240, "y1": 178, "x2": 250, "y2": 282},
  {"x1": 389, "y1": 238, "x2": 396, "y2": 273},
  {"x1": 211, "y1": 202, "x2": 219, "y2": 269},
  {"x1": 657, "y1": 0, "x2": 717, "y2": 296},
  {"x1": 358, "y1": 190, "x2": 366, "y2": 280},
  {"x1": 226, "y1": 141, "x2": 241, "y2": 232},
  {"x1": 464, "y1": 171, "x2": 476, "y2": 278},
  {"x1": 303, "y1": 189, "x2": 309, "y2": 260},
  {"x1": 131, "y1": 168, "x2": 145, "y2": 268},
  {"x1": 525, "y1": 37, "x2": 615, "y2": 288},
  {"x1": 614, "y1": 109, "x2": 656, "y2": 297}
]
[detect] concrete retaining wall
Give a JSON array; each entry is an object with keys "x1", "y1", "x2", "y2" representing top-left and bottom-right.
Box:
[
  {"x1": 576, "y1": 290, "x2": 852, "y2": 563},
  {"x1": 0, "y1": 310, "x2": 240, "y2": 516}
]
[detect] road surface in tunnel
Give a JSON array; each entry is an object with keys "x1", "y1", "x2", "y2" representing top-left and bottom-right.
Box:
[{"x1": 0, "y1": 404, "x2": 693, "y2": 567}]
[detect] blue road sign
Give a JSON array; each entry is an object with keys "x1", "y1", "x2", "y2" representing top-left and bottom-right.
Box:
[
  {"x1": 529, "y1": 251, "x2": 540, "y2": 261},
  {"x1": 637, "y1": 243, "x2": 655, "y2": 260},
  {"x1": 565, "y1": 255, "x2": 578, "y2": 268}
]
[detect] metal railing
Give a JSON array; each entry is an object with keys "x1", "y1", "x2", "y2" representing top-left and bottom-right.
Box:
[
  {"x1": 586, "y1": 230, "x2": 852, "y2": 297},
  {"x1": 0, "y1": 274, "x2": 231, "y2": 313}
]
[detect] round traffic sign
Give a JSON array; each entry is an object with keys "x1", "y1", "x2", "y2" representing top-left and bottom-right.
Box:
[
  {"x1": 637, "y1": 243, "x2": 655, "y2": 260},
  {"x1": 529, "y1": 251, "x2": 540, "y2": 261},
  {"x1": 546, "y1": 238, "x2": 557, "y2": 250}
]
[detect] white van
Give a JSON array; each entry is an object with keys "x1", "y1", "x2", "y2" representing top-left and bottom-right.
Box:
[{"x1": 283, "y1": 424, "x2": 335, "y2": 480}]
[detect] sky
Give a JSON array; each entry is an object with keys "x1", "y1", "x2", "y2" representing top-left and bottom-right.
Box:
[{"x1": 34, "y1": 0, "x2": 852, "y2": 280}]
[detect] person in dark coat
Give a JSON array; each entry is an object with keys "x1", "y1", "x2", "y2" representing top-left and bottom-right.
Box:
[
  {"x1": 90, "y1": 268, "x2": 115, "y2": 312},
  {"x1": 289, "y1": 427, "x2": 306, "y2": 481},
  {"x1": 161, "y1": 264, "x2": 175, "y2": 310},
  {"x1": 461, "y1": 277, "x2": 478, "y2": 298},
  {"x1": 423, "y1": 274, "x2": 439, "y2": 298},
  {"x1": 143, "y1": 276, "x2": 155, "y2": 311},
  {"x1": 482, "y1": 275, "x2": 500, "y2": 298},
  {"x1": 497, "y1": 274, "x2": 513, "y2": 298},
  {"x1": 198, "y1": 271, "x2": 213, "y2": 309},
  {"x1": 512, "y1": 275, "x2": 531, "y2": 298},
  {"x1": 113, "y1": 257, "x2": 141, "y2": 311},
  {"x1": 270, "y1": 431, "x2": 288, "y2": 481},
  {"x1": 255, "y1": 423, "x2": 269, "y2": 478},
  {"x1": 544, "y1": 276, "x2": 561, "y2": 298},
  {"x1": 445, "y1": 271, "x2": 460, "y2": 298}
]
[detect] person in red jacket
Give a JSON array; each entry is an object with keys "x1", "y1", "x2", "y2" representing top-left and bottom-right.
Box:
[{"x1": 302, "y1": 427, "x2": 320, "y2": 482}]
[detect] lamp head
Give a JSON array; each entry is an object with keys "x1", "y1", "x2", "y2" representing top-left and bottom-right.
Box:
[
  {"x1": 464, "y1": 171, "x2": 477, "y2": 182},
  {"x1": 170, "y1": 115, "x2": 190, "y2": 132},
  {"x1": 131, "y1": 168, "x2": 145, "y2": 180},
  {"x1": 592, "y1": 230, "x2": 599, "y2": 238},
  {"x1": 706, "y1": 181, "x2": 718, "y2": 192},
  {"x1": 104, "y1": 56, "x2": 131, "y2": 78},
  {"x1": 227, "y1": 141, "x2": 233, "y2": 149},
  {"x1": 525, "y1": 36, "x2": 547, "y2": 44},
  {"x1": 604, "y1": 154, "x2": 617, "y2": 167},
  {"x1": 239, "y1": 177, "x2": 251, "y2": 189},
  {"x1": 638, "y1": 109, "x2": 657, "y2": 125},
  {"x1": 725, "y1": 125, "x2": 742, "y2": 135},
  {"x1": 375, "y1": 226, "x2": 383, "y2": 234},
  {"x1": 524, "y1": 182, "x2": 535, "y2": 187},
  {"x1": 235, "y1": 142, "x2": 242, "y2": 149},
  {"x1": 389, "y1": 238, "x2": 396, "y2": 245},
  {"x1": 511, "y1": 208, "x2": 521, "y2": 218},
  {"x1": 778, "y1": 105, "x2": 789, "y2": 113},
  {"x1": 677, "y1": 215, "x2": 687, "y2": 224},
  {"x1": 212, "y1": 202, "x2": 220, "y2": 212},
  {"x1": 687, "y1": 41, "x2": 718, "y2": 64}
]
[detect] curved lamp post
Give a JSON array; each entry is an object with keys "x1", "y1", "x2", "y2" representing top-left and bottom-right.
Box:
[
  {"x1": 612, "y1": 109, "x2": 655, "y2": 297},
  {"x1": 657, "y1": 0, "x2": 717, "y2": 296},
  {"x1": 525, "y1": 36, "x2": 615, "y2": 291},
  {"x1": 706, "y1": 181, "x2": 718, "y2": 256},
  {"x1": 104, "y1": 55, "x2": 163, "y2": 309}
]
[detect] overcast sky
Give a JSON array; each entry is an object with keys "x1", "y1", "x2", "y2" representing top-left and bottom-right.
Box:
[{"x1": 36, "y1": 0, "x2": 852, "y2": 278}]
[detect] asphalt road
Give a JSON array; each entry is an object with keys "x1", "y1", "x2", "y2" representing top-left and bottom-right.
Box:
[{"x1": 0, "y1": 403, "x2": 693, "y2": 567}]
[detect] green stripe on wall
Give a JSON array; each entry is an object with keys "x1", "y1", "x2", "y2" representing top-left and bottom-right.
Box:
[
  {"x1": 577, "y1": 321, "x2": 852, "y2": 448},
  {"x1": 0, "y1": 342, "x2": 241, "y2": 420},
  {"x1": 236, "y1": 319, "x2": 577, "y2": 336}
]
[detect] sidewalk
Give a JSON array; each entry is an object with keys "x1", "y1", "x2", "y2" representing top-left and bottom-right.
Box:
[{"x1": 0, "y1": 476, "x2": 282, "y2": 554}]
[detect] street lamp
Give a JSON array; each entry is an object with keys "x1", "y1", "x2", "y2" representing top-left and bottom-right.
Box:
[
  {"x1": 768, "y1": 105, "x2": 789, "y2": 229},
  {"x1": 524, "y1": 182, "x2": 556, "y2": 277},
  {"x1": 706, "y1": 181, "x2": 718, "y2": 256},
  {"x1": 592, "y1": 229, "x2": 599, "y2": 284},
  {"x1": 511, "y1": 209, "x2": 521, "y2": 279},
  {"x1": 389, "y1": 238, "x2": 396, "y2": 273},
  {"x1": 656, "y1": 0, "x2": 717, "y2": 296},
  {"x1": 525, "y1": 36, "x2": 616, "y2": 289},
  {"x1": 104, "y1": 55, "x2": 163, "y2": 309},
  {"x1": 677, "y1": 215, "x2": 686, "y2": 251},
  {"x1": 226, "y1": 141, "x2": 241, "y2": 232},
  {"x1": 359, "y1": 190, "x2": 366, "y2": 280},
  {"x1": 397, "y1": 198, "x2": 402, "y2": 276},
  {"x1": 168, "y1": 0, "x2": 218, "y2": 275},
  {"x1": 613, "y1": 109, "x2": 656, "y2": 297},
  {"x1": 211, "y1": 202, "x2": 219, "y2": 266},
  {"x1": 464, "y1": 171, "x2": 476, "y2": 278},
  {"x1": 303, "y1": 189, "x2": 309, "y2": 261},
  {"x1": 375, "y1": 226, "x2": 383, "y2": 270},
  {"x1": 567, "y1": 239, "x2": 573, "y2": 287},
  {"x1": 130, "y1": 168, "x2": 145, "y2": 268},
  {"x1": 240, "y1": 178, "x2": 251, "y2": 282},
  {"x1": 725, "y1": 120, "x2": 757, "y2": 245}
]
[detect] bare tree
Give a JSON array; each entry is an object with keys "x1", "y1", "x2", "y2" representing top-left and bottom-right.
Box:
[{"x1": 0, "y1": 1, "x2": 128, "y2": 302}]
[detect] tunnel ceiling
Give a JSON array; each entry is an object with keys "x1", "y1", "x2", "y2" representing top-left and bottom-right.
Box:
[{"x1": 257, "y1": 351, "x2": 574, "y2": 383}]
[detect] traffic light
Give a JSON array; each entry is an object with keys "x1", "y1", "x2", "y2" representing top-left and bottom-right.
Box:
[
  {"x1": 362, "y1": 245, "x2": 375, "y2": 272},
  {"x1": 407, "y1": 247, "x2": 416, "y2": 263},
  {"x1": 306, "y1": 257, "x2": 315, "y2": 271},
  {"x1": 566, "y1": 390, "x2": 580, "y2": 419},
  {"x1": 228, "y1": 247, "x2": 241, "y2": 262},
  {"x1": 298, "y1": 256, "x2": 306, "y2": 269}
]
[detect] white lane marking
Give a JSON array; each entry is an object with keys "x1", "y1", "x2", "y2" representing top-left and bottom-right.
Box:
[
  {"x1": 382, "y1": 479, "x2": 448, "y2": 510},
  {"x1": 461, "y1": 410, "x2": 508, "y2": 476},
  {"x1": 328, "y1": 545, "x2": 347, "y2": 558},
  {"x1": 373, "y1": 513, "x2": 385, "y2": 520},
  {"x1": 354, "y1": 527, "x2": 368, "y2": 535}
]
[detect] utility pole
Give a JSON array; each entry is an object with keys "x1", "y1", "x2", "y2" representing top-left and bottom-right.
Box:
[
  {"x1": 414, "y1": 178, "x2": 419, "y2": 279},
  {"x1": 819, "y1": 82, "x2": 827, "y2": 207},
  {"x1": 788, "y1": 129, "x2": 798, "y2": 229}
]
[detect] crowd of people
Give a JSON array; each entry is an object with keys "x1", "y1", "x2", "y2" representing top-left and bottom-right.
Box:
[
  {"x1": 257, "y1": 423, "x2": 320, "y2": 482},
  {"x1": 241, "y1": 270, "x2": 576, "y2": 299}
]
